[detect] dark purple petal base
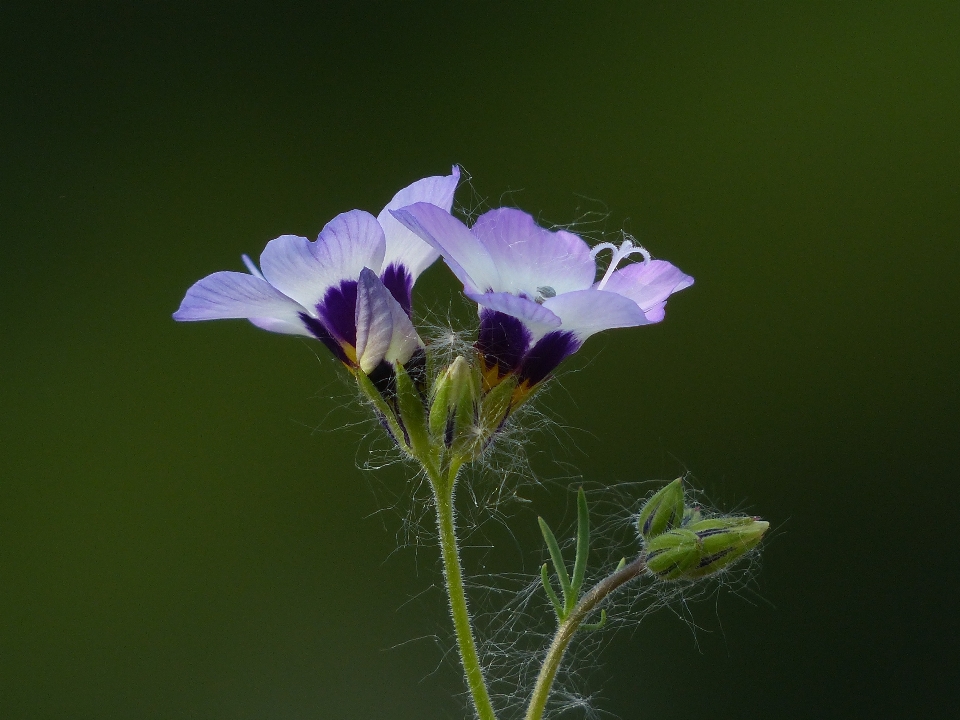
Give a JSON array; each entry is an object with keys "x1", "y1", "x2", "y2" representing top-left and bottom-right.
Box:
[
  {"x1": 380, "y1": 263, "x2": 414, "y2": 316},
  {"x1": 477, "y1": 309, "x2": 580, "y2": 388},
  {"x1": 518, "y1": 331, "x2": 581, "y2": 387},
  {"x1": 316, "y1": 280, "x2": 359, "y2": 346},
  {"x1": 299, "y1": 312, "x2": 351, "y2": 365},
  {"x1": 477, "y1": 309, "x2": 532, "y2": 377}
]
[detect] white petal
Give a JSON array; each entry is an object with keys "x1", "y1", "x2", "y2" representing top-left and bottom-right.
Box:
[
  {"x1": 377, "y1": 166, "x2": 460, "y2": 279},
  {"x1": 469, "y1": 208, "x2": 596, "y2": 296},
  {"x1": 542, "y1": 289, "x2": 649, "y2": 340},
  {"x1": 355, "y1": 268, "x2": 422, "y2": 373},
  {"x1": 465, "y1": 291, "x2": 562, "y2": 341},
  {"x1": 172, "y1": 271, "x2": 312, "y2": 337},
  {"x1": 391, "y1": 203, "x2": 501, "y2": 294}
]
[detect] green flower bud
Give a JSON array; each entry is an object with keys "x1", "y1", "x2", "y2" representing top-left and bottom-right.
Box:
[
  {"x1": 644, "y1": 528, "x2": 700, "y2": 580},
  {"x1": 681, "y1": 505, "x2": 702, "y2": 526},
  {"x1": 683, "y1": 517, "x2": 769, "y2": 579},
  {"x1": 636, "y1": 478, "x2": 685, "y2": 539},
  {"x1": 428, "y1": 356, "x2": 479, "y2": 450}
]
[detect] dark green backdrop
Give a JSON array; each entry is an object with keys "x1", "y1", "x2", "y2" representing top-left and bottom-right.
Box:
[{"x1": 3, "y1": 3, "x2": 958, "y2": 718}]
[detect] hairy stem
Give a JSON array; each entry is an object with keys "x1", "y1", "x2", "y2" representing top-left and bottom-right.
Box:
[
  {"x1": 430, "y1": 462, "x2": 498, "y2": 720},
  {"x1": 524, "y1": 556, "x2": 647, "y2": 720}
]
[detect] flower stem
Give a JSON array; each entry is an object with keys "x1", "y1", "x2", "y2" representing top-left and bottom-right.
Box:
[
  {"x1": 523, "y1": 557, "x2": 647, "y2": 720},
  {"x1": 430, "y1": 462, "x2": 498, "y2": 720}
]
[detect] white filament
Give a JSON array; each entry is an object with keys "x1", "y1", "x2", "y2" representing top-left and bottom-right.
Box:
[{"x1": 590, "y1": 236, "x2": 651, "y2": 290}]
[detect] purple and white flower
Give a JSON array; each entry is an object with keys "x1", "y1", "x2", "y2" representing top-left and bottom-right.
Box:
[
  {"x1": 173, "y1": 167, "x2": 460, "y2": 378},
  {"x1": 391, "y1": 203, "x2": 693, "y2": 391}
]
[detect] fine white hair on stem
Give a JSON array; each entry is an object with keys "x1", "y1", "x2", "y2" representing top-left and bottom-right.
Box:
[
  {"x1": 289, "y1": 184, "x2": 761, "y2": 719},
  {"x1": 459, "y1": 476, "x2": 767, "y2": 719}
]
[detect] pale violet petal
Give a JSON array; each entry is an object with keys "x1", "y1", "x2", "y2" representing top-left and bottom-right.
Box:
[
  {"x1": 248, "y1": 316, "x2": 313, "y2": 335},
  {"x1": 469, "y1": 208, "x2": 595, "y2": 296},
  {"x1": 391, "y1": 203, "x2": 501, "y2": 294},
  {"x1": 355, "y1": 268, "x2": 394, "y2": 374},
  {"x1": 258, "y1": 234, "x2": 334, "y2": 310},
  {"x1": 598, "y1": 259, "x2": 694, "y2": 311},
  {"x1": 465, "y1": 290, "x2": 562, "y2": 341},
  {"x1": 172, "y1": 271, "x2": 312, "y2": 337},
  {"x1": 355, "y1": 268, "x2": 422, "y2": 373},
  {"x1": 642, "y1": 301, "x2": 667, "y2": 324},
  {"x1": 241, "y1": 253, "x2": 265, "y2": 280},
  {"x1": 377, "y1": 166, "x2": 461, "y2": 279},
  {"x1": 542, "y1": 289, "x2": 648, "y2": 340},
  {"x1": 382, "y1": 293, "x2": 422, "y2": 367},
  {"x1": 313, "y1": 209, "x2": 387, "y2": 284}
]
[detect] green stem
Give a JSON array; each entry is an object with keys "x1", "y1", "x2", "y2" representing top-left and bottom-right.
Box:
[
  {"x1": 430, "y1": 462, "x2": 498, "y2": 720},
  {"x1": 523, "y1": 556, "x2": 647, "y2": 720}
]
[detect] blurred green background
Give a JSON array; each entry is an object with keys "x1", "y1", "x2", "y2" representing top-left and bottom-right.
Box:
[{"x1": 2, "y1": 2, "x2": 958, "y2": 718}]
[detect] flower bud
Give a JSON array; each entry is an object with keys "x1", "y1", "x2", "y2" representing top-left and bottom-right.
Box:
[
  {"x1": 681, "y1": 505, "x2": 702, "y2": 526},
  {"x1": 682, "y1": 517, "x2": 769, "y2": 579},
  {"x1": 644, "y1": 528, "x2": 700, "y2": 580},
  {"x1": 429, "y1": 356, "x2": 479, "y2": 450},
  {"x1": 636, "y1": 478, "x2": 684, "y2": 539}
]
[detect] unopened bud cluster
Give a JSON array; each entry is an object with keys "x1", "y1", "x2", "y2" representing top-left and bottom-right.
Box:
[
  {"x1": 356, "y1": 352, "x2": 521, "y2": 468},
  {"x1": 637, "y1": 479, "x2": 768, "y2": 581}
]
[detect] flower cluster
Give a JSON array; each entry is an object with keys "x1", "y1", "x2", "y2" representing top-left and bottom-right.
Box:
[
  {"x1": 173, "y1": 169, "x2": 768, "y2": 720},
  {"x1": 174, "y1": 168, "x2": 694, "y2": 455}
]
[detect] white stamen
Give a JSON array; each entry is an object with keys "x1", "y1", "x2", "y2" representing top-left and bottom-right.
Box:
[
  {"x1": 242, "y1": 253, "x2": 266, "y2": 280},
  {"x1": 592, "y1": 236, "x2": 651, "y2": 290}
]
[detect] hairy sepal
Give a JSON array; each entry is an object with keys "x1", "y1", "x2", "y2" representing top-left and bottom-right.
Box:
[
  {"x1": 355, "y1": 370, "x2": 412, "y2": 456},
  {"x1": 395, "y1": 361, "x2": 432, "y2": 460}
]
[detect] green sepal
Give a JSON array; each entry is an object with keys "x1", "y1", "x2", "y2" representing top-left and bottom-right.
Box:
[
  {"x1": 428, "y1": 373, "x2": 452, "y2": 439},
  {"x1": 683, "y1": 517, "x2": 769, "y2": 579},
  {"x1": 636, "y1": 478, "x2": 685, "y2": 539},
  {"x1": 395, "y1": 362, "x2": 431, "y2": 458},
  {"x1": 478, "y1": 374, "x2": 517, "y2": 439},
  {"x1": 354, "y1": 370, "x2": 410, "y2": 454},
  {"x1": 644, "y1": 528, "x2": 700, "y2": 580}
]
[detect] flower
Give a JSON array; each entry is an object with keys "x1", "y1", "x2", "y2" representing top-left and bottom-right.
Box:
[
  {"x1": 172, "y1": 167, "x2": 460, "y2": 379},
  {"x1": 390, "y1": 203, "x2": 693, "y2": 395}
]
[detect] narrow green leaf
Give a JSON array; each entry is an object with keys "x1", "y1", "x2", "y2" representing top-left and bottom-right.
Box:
[
  {"x1": 538, "y1": 516, "x2": 572, "y2": 603},
  {"x1": 581, "y1": 609, "x2": 607, "y2": 631},
  {"x1": 570, "y1": 488, "x2": 590, "y2": 601},
  {"x1": 540, "y1": 563, "x2": 565, "y2": 620}
]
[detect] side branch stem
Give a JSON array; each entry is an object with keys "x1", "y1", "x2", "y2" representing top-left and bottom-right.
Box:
[
  {"x1": 523, "y1": 556, "x2": 647, "y2": 720},
  {"x1": 431, "y1": 463, "x2": 498, "y2": 720}
]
